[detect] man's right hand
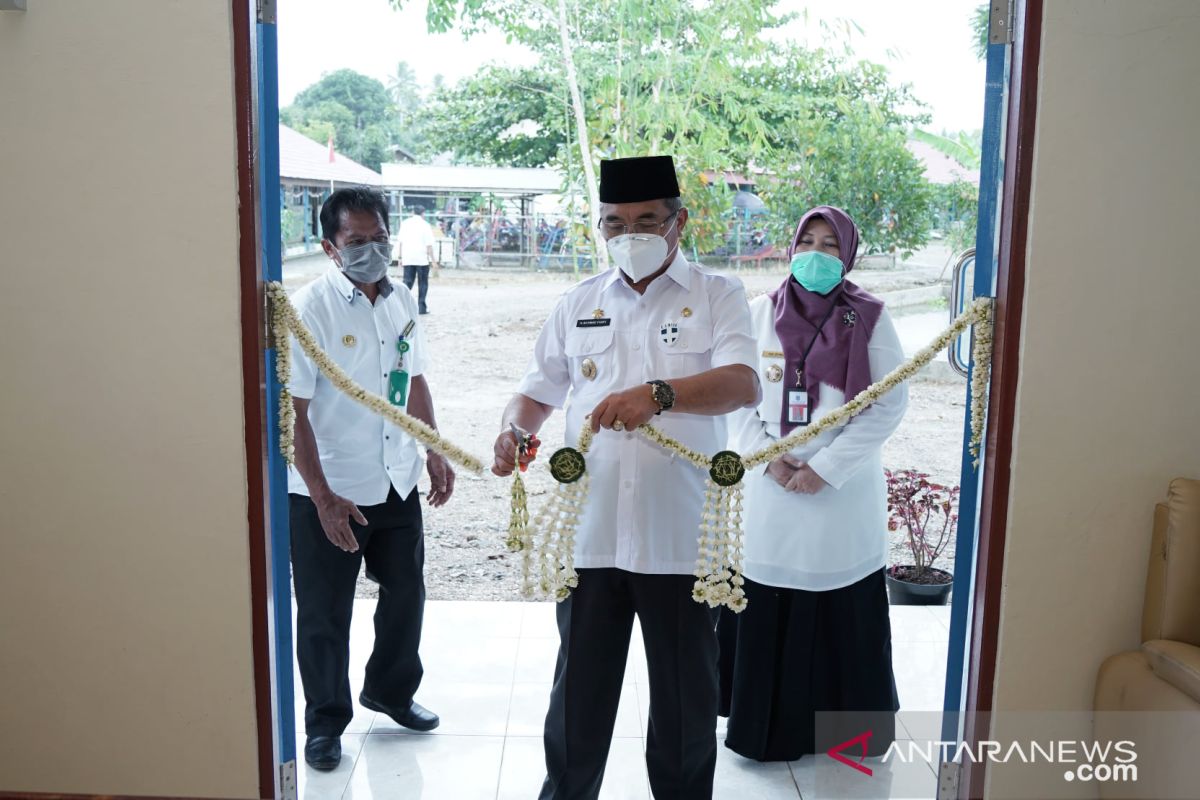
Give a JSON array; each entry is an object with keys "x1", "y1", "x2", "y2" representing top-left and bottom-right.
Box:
[
  {"x1": 492, "y1": 429, "x2": 541, "y2": 477},
  {"x1": 313, "y1": 490, "x2": 368, "y2": 553}
]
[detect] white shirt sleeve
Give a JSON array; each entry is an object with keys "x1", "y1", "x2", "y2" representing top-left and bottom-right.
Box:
[
  {"x1": 806, "y1": 308, "x2": 908, "y2": 490},
  {"x1": 423, "y1": 219, "x2": 436, "y2": 249},
  {"x1": 729, "y1": 402, "x2": 776, "y2": 473},
  {"x1": 707, "y1": 278, "x2": 761, "y2": 402},
  {"x1": 287, "y1": 299, "x2": 320, "y2": 400},
  {"x1": 516, "y1": 297, "x2": 571, "y2": 408}
]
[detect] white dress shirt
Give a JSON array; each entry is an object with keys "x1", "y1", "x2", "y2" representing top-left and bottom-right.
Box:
[
  {"x1": 518, "y1": 254, "x2": 759, "y2": 575},
  {"x1": 730, "y1": 294, "x2": 908, "y2": 591},
  {"x1": 397, "y1": 215, "x2": 436, "y2": 266},
  {"x1": 287, "y1": 267, "x2": 429, "y2": 506}
]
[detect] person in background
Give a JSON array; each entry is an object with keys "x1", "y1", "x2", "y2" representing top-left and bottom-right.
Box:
[
  {"x1": 397, "y1": 204, "x2": 437, "y2": 314},
  {"x1": 289, "y1": 187, "x2": 454, "y2": 771},
  {"x1": 720, "y1": 205, "x2": 908, "y2": 762},
  {"x1": 492, "y1": 155, "x2": 760, "y2": 799}
]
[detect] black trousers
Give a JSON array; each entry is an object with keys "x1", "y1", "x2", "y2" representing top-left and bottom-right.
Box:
[
  {"x1": 540, "y1": 568, "x2": 720, "y2": 800},
  {"x1": 290, "y1": 487, "x2": 425, "y2": 737},
  {"x1": 402, "y1": 264, "x2": 430, "y2": 312}
]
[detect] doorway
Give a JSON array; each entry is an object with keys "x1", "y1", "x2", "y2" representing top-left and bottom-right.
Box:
[{"x1": 236, "y1": 1, "x2": 1042, "y2": 797}]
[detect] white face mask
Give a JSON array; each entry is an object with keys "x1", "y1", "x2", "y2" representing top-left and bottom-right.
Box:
[{"x1": 607, "y1": 225, "x2": 677, "y2": 283}]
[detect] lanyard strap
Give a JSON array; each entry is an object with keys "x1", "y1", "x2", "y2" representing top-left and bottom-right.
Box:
[{"x1": 795, "y1": 290, "x2": 843, "y2": 388}]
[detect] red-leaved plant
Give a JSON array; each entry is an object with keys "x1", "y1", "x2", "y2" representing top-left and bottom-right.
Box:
[{"x1": 885, "y1": 469, "x2": 959, "y2": 585}]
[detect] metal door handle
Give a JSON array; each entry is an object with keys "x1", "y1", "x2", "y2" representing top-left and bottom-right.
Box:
[{"x1": 949, "y1": 248, "x2": 976, "y2": 378}]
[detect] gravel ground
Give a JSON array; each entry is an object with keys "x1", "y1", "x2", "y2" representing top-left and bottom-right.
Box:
[{"x1": 283, "y1": 260, "x2": 966, "y2": 600}]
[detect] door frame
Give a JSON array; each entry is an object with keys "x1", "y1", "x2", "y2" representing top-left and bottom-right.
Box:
[
  {"x1": 231, "y1": 4, "x2": 1048, "y2": 800},
  {"x1": 958, "y1": 1, "x2": 1043, "y2": 797},
  {"x1": 232, "y1": 0, "x2": 282, "y2": 797}
]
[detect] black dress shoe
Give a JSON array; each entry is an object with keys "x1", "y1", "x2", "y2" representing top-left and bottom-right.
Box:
[
  {"x1": 304, "y1": 736, "x2": 341, "y2": 771},
  {"x1": 360, "y1": 691, "x2": 440, "y2": 731}
]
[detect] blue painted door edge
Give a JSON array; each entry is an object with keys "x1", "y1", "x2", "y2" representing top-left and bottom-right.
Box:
[
  {"x1": 256, "y1": 18, "x2": 297, "y2": 769},
  {"x1": 941, "y1": 38, "x2": 1011, "y2": 745}
]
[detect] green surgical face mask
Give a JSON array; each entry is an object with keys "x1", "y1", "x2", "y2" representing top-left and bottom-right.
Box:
[{"x1": 790, "y1": 250, "x2": 845, "y2": 295}]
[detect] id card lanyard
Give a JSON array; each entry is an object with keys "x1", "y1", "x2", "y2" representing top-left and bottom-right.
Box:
[
  {"x1": 788, "y1": 294, "x2": 841, "y2": 427},
  {"x1": 388, "y1": 319, "x2": 416, "y2": 407}
]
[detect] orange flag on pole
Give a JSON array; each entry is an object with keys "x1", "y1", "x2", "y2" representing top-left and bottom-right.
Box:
[{"x1": 327, "y1": 133, "x2": 335, "y2": 163}]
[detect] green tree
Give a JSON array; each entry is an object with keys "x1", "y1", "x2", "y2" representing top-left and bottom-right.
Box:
[
  {"x1": 911, "y1": 129, "x2": 982, "y2": 170},
  {"x1": 759, "y1": 103, "x2": 934, "y2": 257},
  {"x1": 386, "y1": 61, "x2": 433, "y2": 156},
  {"x1": 399, "y1": 0, "x2": 936, "y2": 257},
  {"x1": 282, "y1": 69, "x2": 401, "y2": 170},
  {"x1": 909, "y1": 128, "x2": 981, "y2": 254},
  {"x1": 423, "y1": 66, "x2": 567, "y2": 167},
  {"x1": 281, "y1": 99, "x2": 353, "y2": 151},
  {"x1": 972, "y1": 3, "x2": 990, "y2": 60},
  {"x1": 931, "y1": 179, "x2": 979, "y2": 254},
  {"x1": 388, "y1": 62, "x2": 421, "y2": 120},
  {"x1": 293, "y1": 68, "x2": 393, "y2": 128}
]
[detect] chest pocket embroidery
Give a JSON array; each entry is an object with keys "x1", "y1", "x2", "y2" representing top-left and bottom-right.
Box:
[
  {"x1": 565, "y1": 328, "x2": 615, "y2": 383},
  {"x1": 654, "y1": 325, "x2": 712, "y2": 354}
]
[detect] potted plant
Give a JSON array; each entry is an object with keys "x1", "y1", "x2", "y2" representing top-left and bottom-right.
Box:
[{"x1": 884, "y1": 468, "x2": 958, "y2": 605}]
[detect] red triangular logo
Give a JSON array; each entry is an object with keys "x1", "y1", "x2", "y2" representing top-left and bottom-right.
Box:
[{"x1": 826, "y1": 729, "x2": 874, "y2": 776}]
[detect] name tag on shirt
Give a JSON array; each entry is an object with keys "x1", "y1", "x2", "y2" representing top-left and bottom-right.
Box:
[
  {"x1": 788, "y1": 389, "x2": 810, "y2": 426},
  {"x1": 576, "y1": 318, "x2": 611, "y2": 328},
  {"x1": 388, "y1": 370, "x2": 409, "y2": 406}
]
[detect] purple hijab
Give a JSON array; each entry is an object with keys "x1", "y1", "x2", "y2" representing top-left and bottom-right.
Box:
[{"x1": 768, "y1": 206, "x2": 884, "y2": 435}]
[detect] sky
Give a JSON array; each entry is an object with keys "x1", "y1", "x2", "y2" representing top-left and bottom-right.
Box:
[{"x1": 277, "y1": 0, "x2": 987, "y2": 135}]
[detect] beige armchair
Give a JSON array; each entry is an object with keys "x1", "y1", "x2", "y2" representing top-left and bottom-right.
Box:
[{"x1": 1093, "y1": 478, "x2": 1200, "y2": 799}]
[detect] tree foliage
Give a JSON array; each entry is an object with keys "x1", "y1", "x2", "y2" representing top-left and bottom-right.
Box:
[
  {"x1": 911, "y1": 128, "x2": 982, "y2": 171},
  {"x1": 912, "y1": 129, "x2": 981, "y2": 253},
  {"x1": 424, "y1": 66, "x2": 567, "y2": 167},
  {"x1": 282, "y1": 66, "x2": 429, "y2": 170},
  {"x1": 972, "y1": 3, "x2": 990, "y2": 60},
  {"x1": 759, "y1": 104, "x2": 934, "y2": 256},
  {"x1": 396, "y1": 0, "x2": 937, "y2": 255}
]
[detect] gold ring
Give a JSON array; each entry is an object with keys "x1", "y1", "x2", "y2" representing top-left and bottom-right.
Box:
[{"x1": 612, "y1": 420, "x2": 625, "y2": 431}]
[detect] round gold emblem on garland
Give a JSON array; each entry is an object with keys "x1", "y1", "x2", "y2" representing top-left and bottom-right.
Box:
[
  {"x1": 549, "y1": 447, "x2": 587, "y2": 484},
  {"x1": 709, "y1": 450, "x2": 745, "y2": 487}
]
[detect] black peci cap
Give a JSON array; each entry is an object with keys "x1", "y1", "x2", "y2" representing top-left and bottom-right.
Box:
[{"x1": 599, "y1": 155, "x2": 681, "y2": 204}]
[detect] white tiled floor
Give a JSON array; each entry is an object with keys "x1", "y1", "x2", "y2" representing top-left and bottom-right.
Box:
[{"x1": 294, "y1": 600, "x2": 951, "y2": 799}]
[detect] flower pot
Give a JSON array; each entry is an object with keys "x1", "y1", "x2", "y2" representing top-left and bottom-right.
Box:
[{"x1": 886, "y1": 566, "x2": 953, "y2": 606}]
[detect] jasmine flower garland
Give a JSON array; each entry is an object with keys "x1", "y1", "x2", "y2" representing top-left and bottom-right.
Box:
[
  {"x1": 517, "y1": 297, "x2": 994, "y2": 612},
  {"x1": 266, "y1": 282, "x2": 485, "y2": 475},
  {"x1": 740, "y1": 296, "x2": 994, "y2": 470},
  {"x1": 520, "y1": 424, "x2": 594, "y2": 600}
]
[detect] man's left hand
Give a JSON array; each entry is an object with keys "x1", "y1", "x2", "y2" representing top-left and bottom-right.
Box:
[
  {"x1": 785, "y1": 463, "x2": 829, "y2": 495},
  {"x1": 590, "y1": 384, "x2": 660, "y2": 433},
  {"x1": 426, "y1": 452, "x2": 456, "y2": 507}
]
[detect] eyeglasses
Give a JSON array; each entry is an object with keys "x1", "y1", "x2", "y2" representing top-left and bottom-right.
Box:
[{"x1": 598, "y1": 212, "x2": 679, "y2": 238}]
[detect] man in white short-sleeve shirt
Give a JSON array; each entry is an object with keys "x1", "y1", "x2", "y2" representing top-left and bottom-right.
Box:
[
  {"x1": 492, "y1": 156, "x2": 760, "y2": 799},
  {"x1": 288, "y1": 188, "x2": 455, "y2": 772},
  {"x1": 397, "y1": 207, "x2": 437, "y2": 315}
]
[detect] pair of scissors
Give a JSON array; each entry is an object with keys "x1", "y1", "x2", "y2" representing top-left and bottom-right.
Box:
[{"x1": 509, "y1": 423, "x2": 540, "y2": 473}]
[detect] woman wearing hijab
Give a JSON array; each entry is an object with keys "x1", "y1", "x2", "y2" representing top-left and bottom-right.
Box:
[{"x1": 719, "y1": 206, "x2": 908, "y2": 761}]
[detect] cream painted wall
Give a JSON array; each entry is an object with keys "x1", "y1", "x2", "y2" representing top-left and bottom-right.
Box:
[
  {"x1": 0, "y1": 3, "x2": 260, "y2": 798},
  {"x1": 987, "y1": 1, "x2": 1200, "y2": 797}
]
